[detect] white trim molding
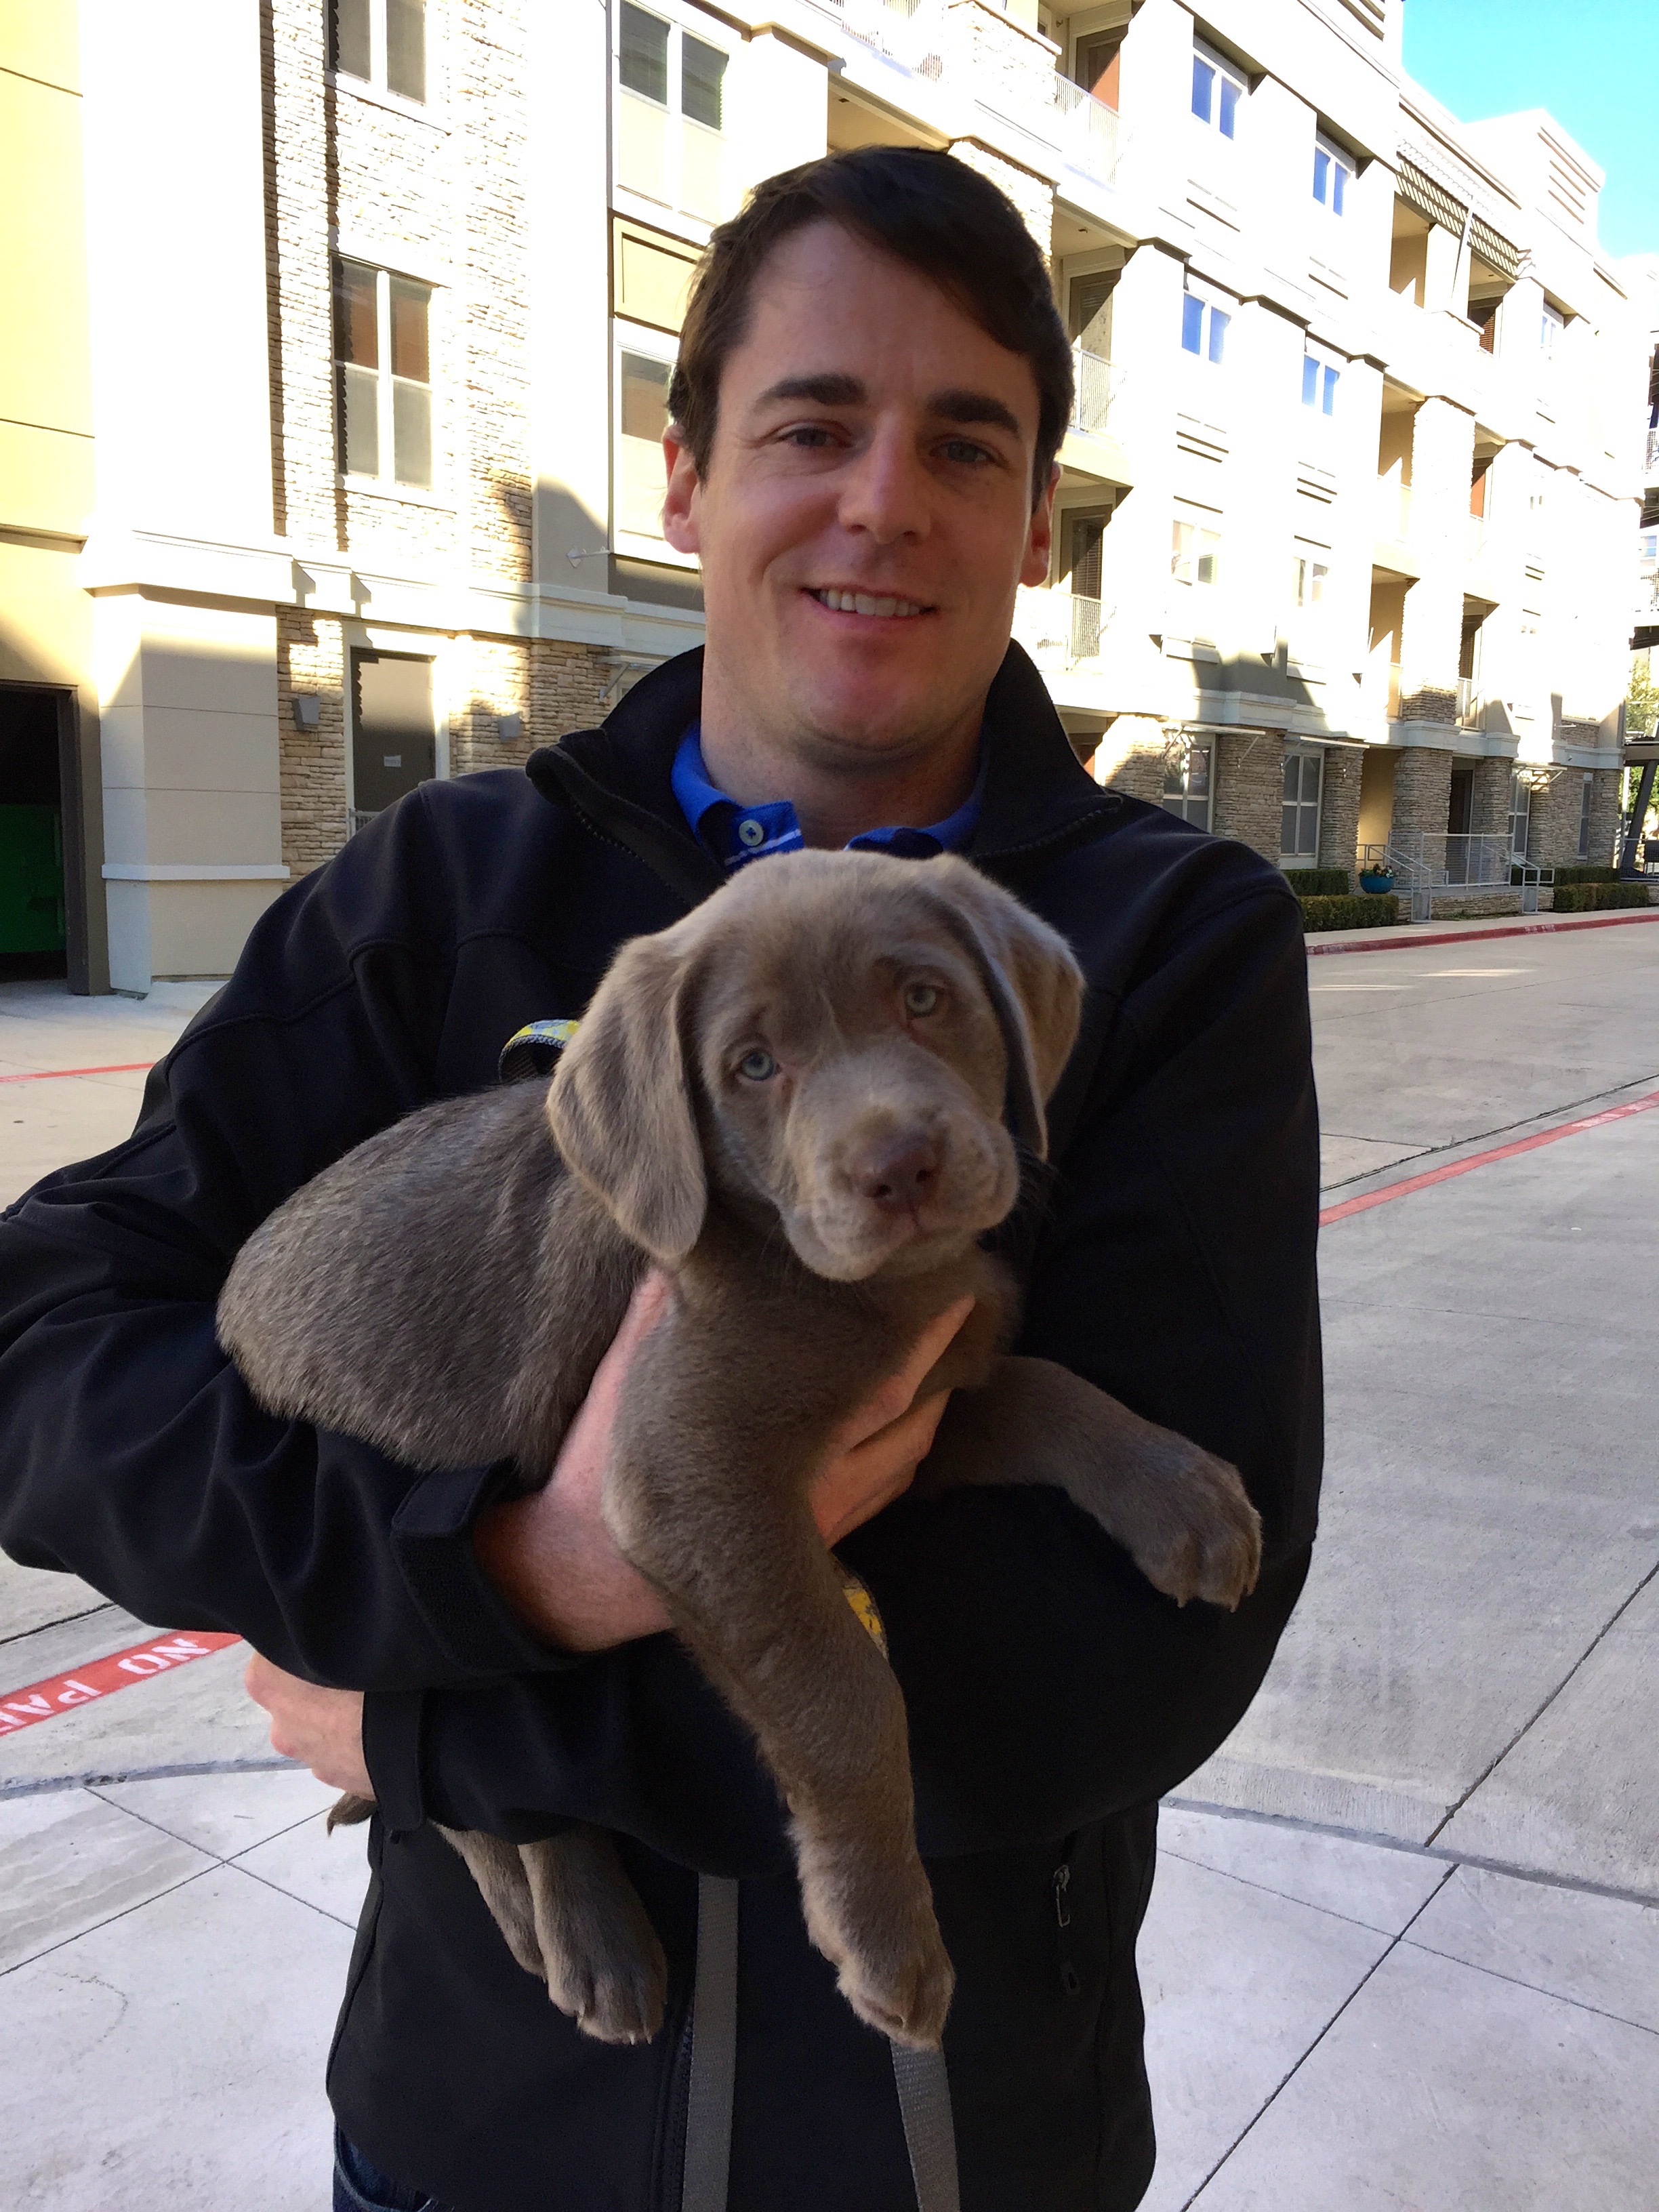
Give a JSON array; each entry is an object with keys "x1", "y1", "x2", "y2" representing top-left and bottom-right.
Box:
[{"x1": 102, "y1": 862, "x2": 293, "y2": 882}]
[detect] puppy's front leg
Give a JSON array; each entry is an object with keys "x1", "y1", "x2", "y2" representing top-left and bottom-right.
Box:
[
  {"x1": 605, "y1": 1451, "x2": 954, "y2": 2049},
  {"x1": 920, "y1": 1356, "x2": 1262, "y2": 1608}
]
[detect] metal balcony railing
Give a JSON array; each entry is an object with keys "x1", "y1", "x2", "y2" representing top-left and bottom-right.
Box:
[
  {"x1": 1050, "y1": 74, "x2": 1121, "y2": 184},
  {"x1": 1646, "y1": 425, "x2": 1659, "y2": 474},
  {"x1": 833, "y1": 0, "x2": 943, "y2": 75},
  {"x1": 348, "y1": 806, "x2": 381, "y2": 838},
  {"x1": 1012, "y1": 586, "x2": 1107, "y2": 666},
  {"x1": 1070, "y1": 346, "x2": 1121, "y2": 436},
  {"x1": 1364, "y1": 834, "x2": 1551, "y2": 920},
  {"x1": 1456, "y1": 676, "x2": 1480, "y2": 726},
  {"x1": 1467, "y1": 514, "x2": 1488, "y2": 561}
]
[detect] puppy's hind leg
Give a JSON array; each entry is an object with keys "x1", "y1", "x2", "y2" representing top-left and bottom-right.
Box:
[
  {"x1": 436, "y1": 1824, "x2": 548, "y2": 1980},
  {"x1": 518, "y1": 1826, "x2": 668, "y2": 2046}
]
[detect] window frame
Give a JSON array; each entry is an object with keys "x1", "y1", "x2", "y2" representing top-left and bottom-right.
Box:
[
  {"x1": 1290, "y1": 546, "x2": 1330, "y2": 611},
  {"x1": 611, "y1": 316, "x2": 697, "y2": 569},
  {"x1": 1162, "y1": 738, "x2": 1214, "y2": 830},
  {"x1": 1281, "y1": 745, "x2": 1325, "y2": 865},
  {"x1": 333, "y1": 256, "x2": 437, "y2": 495},
  {"x1": 1311, "y1": 134, "x2": 1352, "y2": 217},
  {"x1": 1190, "y1": 36, "x2": 1246, "y2": 140},
  {"x1": 329, "y1": 0, "x2": 430, "y2": 108},
  {"x1": 1181, "y1": 279, "x2": 1231, "y2": 366},
  {"x1": 614, "y1": 0, "x2": 732, "y2": 228},
  {"x1": 1170, "y1": 508, "x2": 1222, "y2": 590},
  {"x1": 1300, "y1": 344, "x2": 1340, "y2": 417}
]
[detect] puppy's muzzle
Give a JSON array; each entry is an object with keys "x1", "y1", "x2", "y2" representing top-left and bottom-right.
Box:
[{"x1": 853, "y1": 1134, "x2": 942, "y2": 1218}]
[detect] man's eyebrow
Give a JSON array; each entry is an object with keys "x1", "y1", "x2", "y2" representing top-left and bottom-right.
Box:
[
  {"x1": 751, "y1": 373, "x2": 867, "y2": 409},
  {"x1": 926, "y1": 388, "x2": 1023, "y2": 439}
]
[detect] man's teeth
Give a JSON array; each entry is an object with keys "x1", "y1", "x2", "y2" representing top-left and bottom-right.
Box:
[{"x1": 813, "y1": 590, "x2": 925, "y2": 618}]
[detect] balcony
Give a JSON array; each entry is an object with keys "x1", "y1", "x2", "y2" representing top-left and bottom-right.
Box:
[
  {"x1": 1377, "y1": 480, "x2": 1412, "y2": 539},
  {"x1": 832, "y1": 0, "x2": 945, "y2": 77},
  {"x1": 1456, "y1": 676, "x2": 1481, "y2": 727},
  {"x1": 1012, "y1": 586, "x2": 1106, "y2": 668},
  {"x1": 1049, "y1": 75, "x2": 1120, "y2": 188},
  {"x1": 1647, "y1": 426, "x2": 1659, "y2": 476},
  {"x1": 1071, "y1": 346, "x2": 1120, "y2": 436}
]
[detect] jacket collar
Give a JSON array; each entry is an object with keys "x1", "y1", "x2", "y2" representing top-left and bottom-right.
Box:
[{"x1": 525, "y1": 642, "x2": 1119, "y2": 906}]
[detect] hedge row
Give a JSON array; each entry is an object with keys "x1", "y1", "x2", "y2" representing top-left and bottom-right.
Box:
[
  {"x1": 1550, "y1": 881, "x2": 1654, "y2": 913},
  {"x1": 1298, "y1": 892, "x2": 1399, "y2": 933},
  {"x1": 1532, "y1": 864, "x2": 1620, "y2": 886},
  {"x1": 1284, "y1": 867, "x2": 1351, "y2": 897}
]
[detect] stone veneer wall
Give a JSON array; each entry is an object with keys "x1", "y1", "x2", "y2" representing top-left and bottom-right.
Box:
[
  {"x1": 1090, "y1": 713, "x2": 1166, "y2": 804},
  {"x1": 277, "y1": 607, "x2": 349, "y2": 870},
  {"x1": 1389, "y1": 745, "x2": 1453, "y2": 842},
  {"x1": 1470, "y1": 755, "x2": 1515, "y2": 838},
  {"x1": 1210, "y1": 731, "x2": 1285, "y2": 863},
  {"x1": 1589, "y1": 766, "x2": 1622, "y2": 866},
  {"x1": 1316, "y1": 745, "x2": 1364, "y2": 877}
]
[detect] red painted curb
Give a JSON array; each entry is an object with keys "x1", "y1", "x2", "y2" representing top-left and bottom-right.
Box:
[
  {"x1": 0, "y1": 1061, "x2": 155, "y2": 1084},
  {"x1": 0, "y1": 1631, "x2": 243, "y2": 1734},
  {"x1": 1306, "y1": 909, "x2": 1659, "y2": 958},
  {"x1": 1320, "y1": 1088, "x2": 1659, "y2": 1227}
]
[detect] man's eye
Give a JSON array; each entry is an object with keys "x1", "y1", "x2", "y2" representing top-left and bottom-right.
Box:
[
  {"x1": 903, "y1": 985, "x2": 941, "y2": 1017},
  {"x1": 738, "y1": 1049, "x2": 778, "y2": 1081},
  {"x1": 781, "y1": 424, "x2": 838, "y2": 449},
  {"x1": 939, "y1": 439, "x2": 994, "y2": 466}
]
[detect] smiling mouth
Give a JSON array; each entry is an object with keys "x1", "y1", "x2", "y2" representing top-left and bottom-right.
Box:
[{"x1": 808, "y1": 588, "x2": 933, "y2": 619}]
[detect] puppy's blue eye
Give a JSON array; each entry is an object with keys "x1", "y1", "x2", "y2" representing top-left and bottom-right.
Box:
[
  {"x1": 738, "y1": 1049, "x2": 777, "y2": 1081},
  {"x1": 903, "y1": 985, "x2": 940, "y2": 1017}
]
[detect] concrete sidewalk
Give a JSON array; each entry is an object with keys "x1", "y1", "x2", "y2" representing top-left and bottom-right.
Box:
[{"x1": 4, "y1": 939, "x2": 1658, "y2": 2210}]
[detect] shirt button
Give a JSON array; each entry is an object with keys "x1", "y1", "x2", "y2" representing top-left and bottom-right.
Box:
[{"x1": 737, "y1": 818, "x2": 766, "y2": 849}]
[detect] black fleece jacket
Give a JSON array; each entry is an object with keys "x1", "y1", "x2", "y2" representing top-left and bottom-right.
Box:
[{"x1": 0, "y1": 644, "x2": 1321, "y2": 2212}]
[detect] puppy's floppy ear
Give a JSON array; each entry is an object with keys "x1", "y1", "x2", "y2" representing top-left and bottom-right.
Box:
[
  {"x1": 921, "y1": 857, "x2": 1084, "y2": 1160},
  {"x1": 546, "y1": 928, "x2": 707, "y2": 1263}
]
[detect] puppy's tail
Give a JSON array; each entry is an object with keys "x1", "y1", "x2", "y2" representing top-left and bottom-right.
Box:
[{"x1": 327, "y1": 1791, "x2": 376, "y2": 1832}]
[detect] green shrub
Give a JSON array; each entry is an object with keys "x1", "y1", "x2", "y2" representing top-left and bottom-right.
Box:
[
  {"x1": 1550, "y1": 881, "x2": 1654, "y2": 912},
  {"x1": 1284, "y1": 867, "x2": 1351, "y2": 897},
  {"x1": 1297, "y1": 892, "x2": 1399, "y2": 933},
  {"x1": 1529, "y1": 864, "x2": 1620, "y2": 886}
]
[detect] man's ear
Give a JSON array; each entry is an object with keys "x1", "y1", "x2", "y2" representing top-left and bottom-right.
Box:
[
  {"x1": 922, "y1": 857, "x2": 1084, "y2": 1160},
  {"x1": 546, "y1": 930, "x2": 708, "y2": 1263},
  {"x1": 661, "y1": 423, "x2": 702, "y2": 556}
]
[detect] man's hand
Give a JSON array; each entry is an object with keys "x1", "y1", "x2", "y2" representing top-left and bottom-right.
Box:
[
  {"x1": 474, "y1": 1274, "x2": 974, "y2": 1652},
  {"x1": 244, "y1": 1652, "x2": 371, "y2": 1798}
]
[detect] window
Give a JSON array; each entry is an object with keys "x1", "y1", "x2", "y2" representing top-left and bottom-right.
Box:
[
  {"x1": 1508, "y1": 772, "x2": 1533, "y2": 857},
  {"x1": 331, "y1": 0, "x2": 426, "y2": 102},
  {"x1": 1171, "y1": 516, "x2": 1221, "y2": 587},
  {"x1": 334, "y1": 259, "x2": 432, "y2": 488},
  {"x1": 1162, "y1": 741, "x2": 1212, "y2": 828},
  {"x1": 1191, "y1": 40, "x2": 1244, "y2": 137},
  {"x1": 1282, "y1": 750, "x2": 1324, "y2": 861},
  {"x1": 1577, "y1": 773, "x2": 1594, "y2": 860},
  {"x1": 350, "y1": 649, "x2": 435, "y2": 824},
  {"x1": 1292, "y1": 551, "x2": 1329, "y2": 608},
  {"x1": 616, "y1": 3, "x2": 730, "y2": 224},
  {"x1": 1301, "y1": 350, "x2": 1339, "y2": 415},
  {"x1": 617, "y1": 344, "x2": 674, "y2": 540},
  {"x1": 1076, "y1": 27, "x2": 1125, "y2": 110},
  {"x1": 1181, "y1": 285, "x2": 1229, "y2": 364},
  {"x1": 1312, "y1": 136, "x2": 1351, "y2": 215}
]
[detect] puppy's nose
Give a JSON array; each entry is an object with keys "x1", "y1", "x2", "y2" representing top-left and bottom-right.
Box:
[{"x1": 857, "y1": 1136, "x2": 941, "y2": 1214}]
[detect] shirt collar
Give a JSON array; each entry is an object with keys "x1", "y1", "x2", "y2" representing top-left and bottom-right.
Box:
[{"x1": 670, "y1": 724, "x2": 985, "y2": 874}]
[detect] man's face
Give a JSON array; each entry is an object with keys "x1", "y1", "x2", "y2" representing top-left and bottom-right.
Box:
[{"x1": 661, "y1": 222, "x2": 1055, "y2": 768}]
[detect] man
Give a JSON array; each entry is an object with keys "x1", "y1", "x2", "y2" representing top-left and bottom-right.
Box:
[{"x1": 0, "y1": 148, "x2": 1320, "y2": 2212}]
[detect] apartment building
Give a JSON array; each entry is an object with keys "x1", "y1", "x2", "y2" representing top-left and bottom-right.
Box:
[{"x1": 0, "y1": 0, "x2": 1651, "y2": 991}]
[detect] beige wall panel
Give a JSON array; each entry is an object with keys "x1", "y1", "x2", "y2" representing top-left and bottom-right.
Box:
[
  {"x1": 614, "y1": 224, "x2": 699, "y2": 335},
  {"x1": 0, "y1": 539, "x2": 91, "y2": 687},
  {"x1": 102, "y1": 785, "x2": 282, "y2": 868},
  {"x1": 0, "y1": 1, "x2": 81, "y2": 89},
  {"x1": 0, "y1": 68, "x2": 91, "y2": 434},
  {"x1": 106, "y1": 877, "x2": 286, "y2": 990},
  {"x1": 0, "y1": 421, "x2": 95, "y2": 537},
  {"x1": 98, "y1": 705, "x2": 283, "y2": 798}
]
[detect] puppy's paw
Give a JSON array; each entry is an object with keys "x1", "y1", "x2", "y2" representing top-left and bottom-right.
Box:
[
  {"x1": 798, "y1": 1843, "x2": 955, "y2": 2049},
  {"x1": 1133, "y1": 1452, "x2": 1262, "y2": 1610},
  {"x1": 546, "y1": 1931, "x2": 668, "y2": 2047}
]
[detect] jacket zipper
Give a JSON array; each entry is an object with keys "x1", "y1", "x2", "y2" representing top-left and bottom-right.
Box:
[{"x1": 1053, "y1": 1841, "x2": 1083, "y2": 1998}]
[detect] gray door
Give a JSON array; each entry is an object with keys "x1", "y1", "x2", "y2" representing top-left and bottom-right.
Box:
[{"x1": 351, "y1": 651, "x2": 435, "y2": 819}]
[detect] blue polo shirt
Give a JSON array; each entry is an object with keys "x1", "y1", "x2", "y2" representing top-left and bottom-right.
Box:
[{"x1": 670, "y1": 724, "x2": 983, "y2": 872}]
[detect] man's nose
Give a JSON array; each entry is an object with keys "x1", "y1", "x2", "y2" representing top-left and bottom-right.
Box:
[
  {"x1": 855, "y1": 1135, "x2": 941, "y2": 1214},
  {"x1": 838, "y1": 426, "x2": 931, "y2": 545}
]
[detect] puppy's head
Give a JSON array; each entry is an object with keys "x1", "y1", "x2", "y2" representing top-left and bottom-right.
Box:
[{"x1": 547, "y1": 850, "x2": 1083, "y2": 1282}]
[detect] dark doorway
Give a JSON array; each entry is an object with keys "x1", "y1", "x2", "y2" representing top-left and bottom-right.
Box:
[
  {"x1": 350, "y1": 650, "x2": 436, "y2": 825},
  {"x1": 1448, "y1": 764, "x2": 1475, "y2": 882},
  {"x1": 0, "y1": 685, "x2": 87, "y2": 987}
]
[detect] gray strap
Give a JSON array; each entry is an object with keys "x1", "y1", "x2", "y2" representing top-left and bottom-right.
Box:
[
  {"x1": 890, "y1": 2043, "x2": 962, "y2": 2212},
  {"x1": 682, "y1": 1874, "x2": 739, "y2": 2212},
  {"x1": 682, "y1": 1872, "x2": 960, "y2": 2212}
]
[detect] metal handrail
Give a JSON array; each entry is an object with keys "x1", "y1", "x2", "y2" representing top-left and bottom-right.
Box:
[{"x1": 1363, "y1": 834, "x2": 1552, "y2": 920}]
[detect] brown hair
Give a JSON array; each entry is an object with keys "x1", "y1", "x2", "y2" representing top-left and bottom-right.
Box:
[{"x1": 668, "y1": 147, "x2": 1073, "y2": 506}]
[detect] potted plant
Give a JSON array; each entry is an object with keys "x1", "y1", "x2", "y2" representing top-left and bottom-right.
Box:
[{"x1": 1358, "y1": 864, "x2": 1395, "y2": 894}]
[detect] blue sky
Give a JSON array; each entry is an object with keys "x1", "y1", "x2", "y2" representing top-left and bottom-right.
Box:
[{"x1": 1402, "y1": 0, "x2": 1654, "y2": 259}]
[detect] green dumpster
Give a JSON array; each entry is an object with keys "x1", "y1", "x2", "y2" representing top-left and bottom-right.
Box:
[{"x1": 0, "y1": 806, "x2": 67, "y2": 954}]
